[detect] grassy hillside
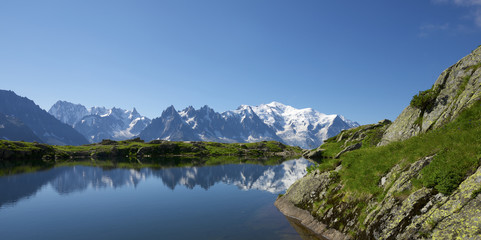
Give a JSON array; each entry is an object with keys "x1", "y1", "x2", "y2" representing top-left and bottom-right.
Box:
[{"x1": 309, "y1": 100, "x2": 481, "y2": 196}]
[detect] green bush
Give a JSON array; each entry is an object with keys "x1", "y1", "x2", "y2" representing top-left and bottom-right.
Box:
[
  {"x1": 423, "y1": 168, "x2": 465, "y2": 195},
  {"x1": 410, "y1": 87, "x2": 439, "y2": 112}
]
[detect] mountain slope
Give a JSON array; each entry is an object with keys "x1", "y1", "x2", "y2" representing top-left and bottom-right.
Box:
[
  {"x1": 0, "y1": 113, "x2": 42, "y2": 142},
  {"x1": 49, "y1": 101, "x2": 89, "y2": 126},
  {"x1": 179, "y1": 105, "x2": 231, "y2": 141},
  {"x1": 276, "y1": 46, "x2": 481, "y2": 239},
  {"x1": 220, "y1": 105, "x2": 283, "y2": 143},
  {"x1": 0, "y1": 90, "x2": 88, "y2": 145},
  {"x1": 140, "y1": 106, "x2": 198, "y2": 141},
  {"x1": 49, "y1": 101, "x2": 151, "y2": 143}
]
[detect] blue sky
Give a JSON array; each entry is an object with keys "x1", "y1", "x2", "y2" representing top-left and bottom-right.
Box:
[{"x1": 1, "y1": 0, "x2": 480, "y2": 124}]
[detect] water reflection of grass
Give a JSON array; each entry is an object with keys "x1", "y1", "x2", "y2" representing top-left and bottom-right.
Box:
[
  {"x1": 0, "y1": 155, "x2": 303, "y2": 176},
  {"x1": 0, "y1": 164, "x2": 53, "y2": 176},
  {"x1": 0, "y1": 139, "x2": 302, "y2": 176}
]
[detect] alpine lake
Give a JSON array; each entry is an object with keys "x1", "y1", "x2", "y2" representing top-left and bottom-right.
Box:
[{"x1": 0, "y1": 157, "x2": 323, "y2": 240}]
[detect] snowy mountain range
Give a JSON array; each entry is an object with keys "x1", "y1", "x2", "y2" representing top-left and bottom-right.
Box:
[
  {"x1": 48, "y1": 100, "x2": 358, "y2": 148},
  {"x1": 139, "y1": 102, "x2": 358, "y2": 149},
  {"x1": 49, "y1": 101, "x2": 151, "y2": 143},
  {"x1": 251, "y1": 102, "x2": 359, "y2": 148}
]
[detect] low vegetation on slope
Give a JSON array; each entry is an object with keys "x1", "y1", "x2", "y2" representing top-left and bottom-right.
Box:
[
  {"x1": 309, "y1": 100, "x2": 481, "y2": 196},
  {"x1": 278, "y1": 101, "x2": 481, "y2": 239},
  {"x1": 305, "y1": 119, "x2": 392, "y2": 172}
]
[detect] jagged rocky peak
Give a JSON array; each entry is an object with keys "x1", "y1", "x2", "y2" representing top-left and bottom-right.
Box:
[
  {"x1": 109, "y1": 107, "x2": 124, "y2": 116},
  {"x1": 379, "y1": 45, "x2": 481, "y2": 145},
  {"x1": 129, "y1": 107, "x2": 141, "y2": 119},
  {"x1": 89, "y1": 106, "x2": 108, "y2": 116},
  {"x1": 48, "y1": 100, "x2": 90, "y2": 126},
  {"x1": 139, "y1": 102, "x2": 358, "y2": 149},
  {"x1": 48, "y1": 100, "x2": 358, "y2": 148},
  {"x1": 236, "y1": 105, "x2": 261, "y2": 121},
  {"x1": 161, "y1": 105, "x2": 179, "y2": 118},
  {"x1": 140, "y1": 105, "x2": 198, "y2": 142},
  {"x1": 48, "y1": 100, "x2": 151, "y2": 143}
]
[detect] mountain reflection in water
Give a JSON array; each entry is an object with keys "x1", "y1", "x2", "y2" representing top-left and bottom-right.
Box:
[{"x1": 0, "y1": 158, "x2": 312, "y2": 208}]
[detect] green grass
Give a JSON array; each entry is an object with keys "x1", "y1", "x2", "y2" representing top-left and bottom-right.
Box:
[
  {"x1": 457, "y1": 75, "x2": 471, "y2": 98},
  {"x1": 317, "y1": 140, "x2": 345, "y2": 158},
  {"x1": 362, "y1": 126, "x2": 387, "y2": 148},
  {"x1": 338, "y1": 100, "x2": 481, "y2": 195},
  {"x1": 42, "y1": 140, "x2": 300, "y2": 158},
  {"x1": 467, "y1": 62, "x2": 481, "y2": 72},
  {"x1": 0, "y1": 140, "x2": 49, "y2": 152},
  {"x1": 306, "y1": 122, "x2": 390, "y2": 173}
]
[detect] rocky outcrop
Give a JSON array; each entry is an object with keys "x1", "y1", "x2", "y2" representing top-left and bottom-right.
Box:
[
  {"x1": 303, "y1": 119, "x2": 391, "y2": 160},
  {"x1": 278, "y1": 46, "x2": 481, "y2": 239},
  {"x1": 379, "y1": 47, "x2": 481, "y2": 145},
  {"x1": 399, "y1": 165, "x2": 481, "y2": 239},
  {"x1": 334, "y1": 142, "x2": 361, "y2": 159},
  {"x1": 275, "y1": 168, "x2": 348, "y2": 240},
  {"x1": 276, "y1": 157, "x2": 481, "y2": 239}
]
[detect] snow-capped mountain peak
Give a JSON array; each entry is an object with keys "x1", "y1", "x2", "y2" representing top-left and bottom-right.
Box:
[
  {"x1": 49, "y1": 101, "x2": 90, "y2": 126},
  {"x1": 129, "y1": 108, "x2": 141, "y2": 120},
  {"x1": 48, "y1": 101, "x2": 151, "y2": 143},
  {"x1": 250, "y1": 102, "x2": 359, "y2": 149},
  {"x1": 90, "y1": 106, "x2": 109, "y2": 116},
  {"x1": 139, "y1": 102, "x2": 358, "y2": 149},
  {"x1": 50, "y1": 100, "x2": 358, "y2": 149}
]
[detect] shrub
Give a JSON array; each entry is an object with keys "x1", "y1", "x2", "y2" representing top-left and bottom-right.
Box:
[
  {"x1": 410, "y1": 87, "x2": 440, "y2": 112},
  {"x1": 423, "y1": 170, "x2": 464, "y2": 195}
]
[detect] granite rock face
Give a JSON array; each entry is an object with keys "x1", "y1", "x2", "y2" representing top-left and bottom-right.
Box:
[
  {"x1": 379, "y1": 46, "x2": 481, "y2": 145},
  {"x1": 276, "y1": 158, "x2": 481, "y2": 239}
]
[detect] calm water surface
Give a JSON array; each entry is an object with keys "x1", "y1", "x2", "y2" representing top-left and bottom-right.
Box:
[{"x1": 0, "y1": 158, "x2": 315, "y2": 240}]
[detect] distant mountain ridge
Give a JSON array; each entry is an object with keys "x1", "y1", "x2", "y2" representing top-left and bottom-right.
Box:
[
  {"x1": 0, "y1": 90, "x2": 88, "y2": 145},
  {"x1": 49, "y1": 101, "x2": 151, "y2": 143},
  {"x1": 0, "y1": 91, "x2": 357, "y2": 148},
  {"x1": 139, "y1": 102, "x2": 358, "y2": 148}
]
